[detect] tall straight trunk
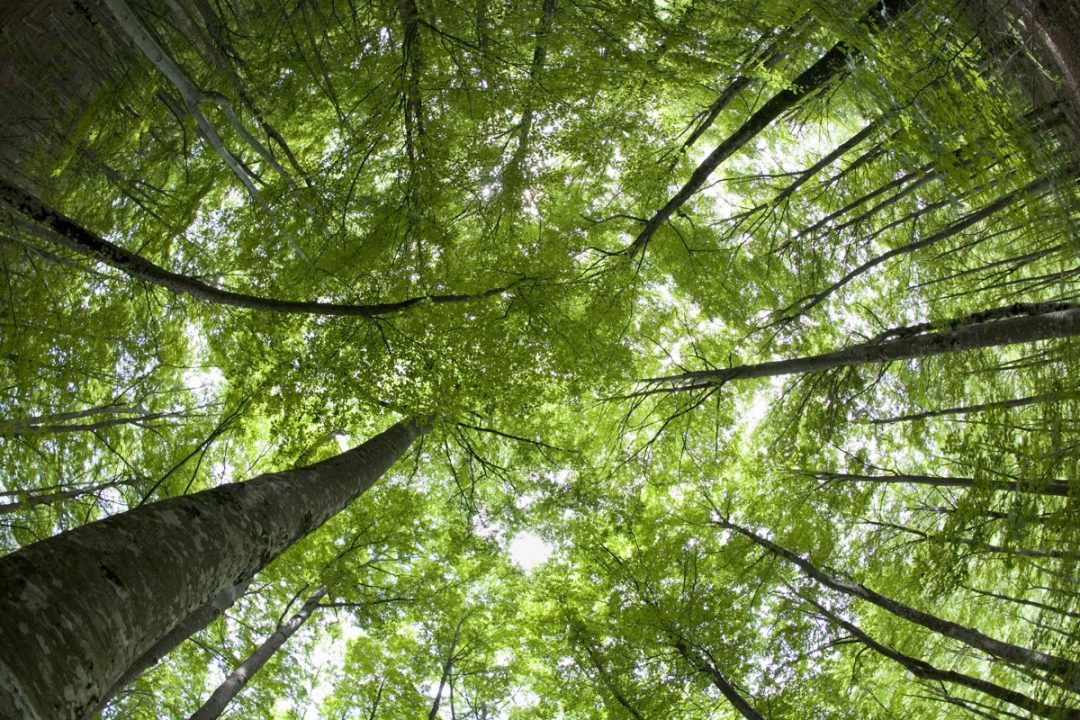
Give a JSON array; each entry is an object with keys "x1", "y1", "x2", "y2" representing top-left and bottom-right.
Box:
[
  {"x1": 0, "y1": 180, "x2": 517, "y2": 318},
  {"x1": 868, "y1": 389, "x2": 1077, "y2": 424},
  {"x1": 0, "y1": 418, "x2": 425, "y2": 720},
  {"x1": 806, "y1": 597, "x2": 1080, "y2": 720},
  {"x1": 814, "y1": 471, "x2": 1073, "y2": 497},
  {"x1": 626, "y1": 0, "x2": 913, "y2": 257},
  {"x1": 641, "y1": 303, "x2": 1080, "y2": 394},
  {"x1": 188, "y1": 585, "x2": 328, "y2": 720},
  {"x1": 716, "y1": 518, "x2": 1080, "y2": 689}
]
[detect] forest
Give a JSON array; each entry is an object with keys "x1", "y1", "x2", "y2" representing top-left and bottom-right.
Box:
[{"x1": 0, "y1": 0, "x2": 1078, "y2": 718}]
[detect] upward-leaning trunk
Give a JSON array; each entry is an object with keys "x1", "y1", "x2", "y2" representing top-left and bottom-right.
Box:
[
  {"x1": 188, "y1": 585, "x2": 328, "y2": 720},
  {"x1": 626, "y1": 0, "x2": 913, "y2": 257},
  {"x1": 641, "y1": 303, "x2": 1080, "y2": 394},
  {"x1": 0, "y1": 417, "x2": 426, "y2": 720},
  {"x1": 95, "y1": 578, "x2": 252, "y2": 712},
  {"x1": 717, "y1": 518, "x2": 1080, "y2": 690}
]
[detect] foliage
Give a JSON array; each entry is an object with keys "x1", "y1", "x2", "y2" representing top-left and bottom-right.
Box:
[{"x1": 1, "y1": 0, "x2": 1079, "y2": 717}]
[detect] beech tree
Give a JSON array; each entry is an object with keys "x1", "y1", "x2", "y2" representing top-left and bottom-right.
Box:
[{"x1": 0, "y1": 0, "x2": 1078, "y2": 719}]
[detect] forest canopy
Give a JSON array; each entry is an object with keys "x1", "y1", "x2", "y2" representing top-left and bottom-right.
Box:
[{"x1": 1, "y1": 0, "x2": 1079, "y2": 718}]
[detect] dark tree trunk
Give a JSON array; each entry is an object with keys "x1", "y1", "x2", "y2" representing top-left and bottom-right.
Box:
[{"x1": 0, "y1": 418, "x2": 426, "y2": 720}]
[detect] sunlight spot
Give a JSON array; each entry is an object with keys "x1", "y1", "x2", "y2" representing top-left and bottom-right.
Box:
[{"x1": 508, "y1": 532, "x2": 552, "y2": 572}]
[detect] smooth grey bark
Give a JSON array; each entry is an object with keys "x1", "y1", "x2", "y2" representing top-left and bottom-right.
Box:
[
  {"x1": 0, "y1": 417, "x2": 425, "y2": 720},
  {"x1": 626, "y1": 0, "x2": 913, "y2": 257},
  {"x1": 0, "y1": 180, "x2": 519, "y2": 318},
  {"x1": 641, "y1": 303, "x2": 1080, "y2": 394},
  {"x1": 716, "y1": 518, "x2": 1080, "y2": 690},
  {"x1": 101, "y1": 0, "x2": 259, "y2": 196},
  {"x1": 188, "y1": 585, "x2": 326, "y2": 720},
  {"x1": 806, "y1": 597, "x2": 1080, "y2": 720},
  {"x1": 96, "y1": 578, "x2": 251, "y2": 712}
]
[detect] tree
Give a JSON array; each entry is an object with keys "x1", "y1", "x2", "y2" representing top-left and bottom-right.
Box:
[
  {"x1": 0, "y1": 418, "x2": 425, "y2": 719},
  {"x1": 0, "y1": 0, "x2": 1078, "y2": 718}
]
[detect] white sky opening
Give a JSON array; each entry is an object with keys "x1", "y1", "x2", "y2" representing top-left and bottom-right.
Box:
[{"x1": 508, "y1": 532, "x2": 553, "y2": 572}]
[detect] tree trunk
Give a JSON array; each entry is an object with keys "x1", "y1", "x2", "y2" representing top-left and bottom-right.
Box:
[
  {"x1": 717, "y1": 518, "x2": 1080, "y2": 689},
  {"x1": 806, "y1": 596, "x2": 1079, "y2": 720},
  {"x1": 813, "y1": 471, "x2": 1072, "y2": 497},
  {"x1": 0, "y1": 179, "x2": 518, "y2": 318},
  {"x1": 867, "y1": 389, "x2": 1077, "y2": 424},
  {"x1": 626, "y1": 0, "x2": 913, "y2": 257},
  {"x1": 188, "y1": 585, "x2": 327, "y2": 720},
  {"x1": 0, "y1": 417, "x2": 426, "y2": 720},
  {"x1": 671, "y1": 638, "x2": 763, "y2": 720},
  {"x1": 96, "y1": 578, "x2": 251, "y2": 712},
  {"x1": 642, "y1": 303, "x2": 1080, "y2": 393},
  {"x1": 0, "y1": 479, "x2": 130, "y2": 516}
]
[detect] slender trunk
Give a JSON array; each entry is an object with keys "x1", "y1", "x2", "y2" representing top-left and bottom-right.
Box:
[
  {"x1": 813, "y1": 471, "x2": 1072, "y2": 498},
  {"x1": 641, "y1": 303, "x2": 1080, "y2": 394},
  {"x1": 570, "y1": 620, "x2": 647, "y2": 720},
  {"x1": 1, "y1": 403, "x2": 150, "y2": 430},
  {"x1": 188, "y1": 585, "x2": 327, "y2": 720},
  {"x1": 868, "y1": 389, "x2": 1077, "y2": 424},
  {"x1": 673, "y1": 22, "x2": 796, "y2": 163},
  {"x1": 671, "y1": 639, "x2": 763, "y2": 720},
  {"x1": 626, "y1": 0, "x2": 913, "y2": 257},
  {"x1": 400, "y1": 0, "x2": 425, "y2": 166},
  {"x1": 806, "y1": 597, "x2": 1079, "y2": 720},
  {"x1": 1, "y1": 409, "x2": 183, "y2": 437},
  {"x1": 863, "y1": 519, "x2": 1080, "y2": 560},
  {"x1": 788, "y1": 172, "x2": 1066, "y2": 317},
  {"x1": 97, "y1": 578, "x2": 251, "y2": 712},
  {"x1": 427, "y1": 616, "x2": 464, "y2": 720},
  {"x1": 504, "y1": 0, "x2": 557, "y2": 184},
  {"x1": 0, "y1": 180, "x2": 519, "y2": 318},
  {"x1": 963, "y1": 584, "x2": 1080, "y2": 621},
  {"x1": 0, "y1": 418, "x2": 425, "y2": 720},
  {"x1": 102, "y1": 0, "x2": 259, "y2": 197},
  {"x1": 717, "y1": 518, "x2": 1080, "y2": 689}
]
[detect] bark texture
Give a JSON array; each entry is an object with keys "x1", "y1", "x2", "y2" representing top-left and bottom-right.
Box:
[
  {"x1": 0, "y1": 418, "x2": 424, "y2": 720},
  {"x1": 96, "y1": 579, "x2": 251, "y2": 712}
]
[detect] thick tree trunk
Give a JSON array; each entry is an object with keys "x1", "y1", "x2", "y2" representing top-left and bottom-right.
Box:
[
  {"x1": 188, "y1": 585, "x2": 327, "y2": 720},
  {"x1": 96, "y1": 578, "x2": 251, "y2": 712},
  {"x1": 643, "y1": 303, "x2": 1080, "y2": 393},
  {"x1": 0, "y1": 417, "x2": 425, "y2": 720},
  {"x1": 717, "y1": 518, "x2": 1080, "y2": 689}
]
